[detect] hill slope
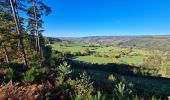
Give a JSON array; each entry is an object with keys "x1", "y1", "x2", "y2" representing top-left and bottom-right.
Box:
[{"x1": 59, "y1": 36, "x2": 170, "y2": 51}]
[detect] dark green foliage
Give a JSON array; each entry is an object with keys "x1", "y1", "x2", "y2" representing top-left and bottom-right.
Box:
[
  {"x1": 113, "y1": 82, "x2": 132, "y2": 100},
  {"x1": 6, "y1": 68, "x2": 14, "y2": 81},
  {"x1": 55, "y1": 62, "x2": 72, "y2": 89},
  {"x1": 23, "y1": 67, "x2": 36, "y2": 84},
  {"x1": 43, "y1": 45, "x2": 52, "y2": 66},
  {"x1": 73, "y1": 51, "x2": 81, "y2": 56}
]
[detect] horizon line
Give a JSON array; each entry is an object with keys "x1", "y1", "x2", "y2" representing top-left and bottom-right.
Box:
[{"x1": 44, "y1": 34, "x2": 170, "y2": 38}]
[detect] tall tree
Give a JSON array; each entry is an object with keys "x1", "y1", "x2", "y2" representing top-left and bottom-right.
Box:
[
  {"x1": 9, "y1": 0, "x2": 28, "y2": 66},
  {"x1": 0, "y1": 1, "x2": 15, "y2": 63},
  {"x1": 27, "y1": 0, "x2": 51, "y2": 59}
]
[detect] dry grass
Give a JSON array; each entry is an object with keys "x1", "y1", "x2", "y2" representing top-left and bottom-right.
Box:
[{"x1": 0, "y1": 81, "x2": 54, "y2": 100}]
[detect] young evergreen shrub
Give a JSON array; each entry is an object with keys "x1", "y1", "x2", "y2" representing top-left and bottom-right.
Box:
[
  {"x1": 93, "y1": 91, "x2": 106, "y2": 100},
  {"x1": 55, "y1": 62, "x2": 72, "y2": 88},
  {"x1": 113, "y1": 82, "x2": 132, "y2": 100},
  {"x1": 70, "y1": 90, "x2": 106, "y2": 100},
  {"x1": 56, "y1": 62, "x2": 72, "y2": 76},
  {"x1": 72, "y1": 72, "x2": 94, "y2": 99},
  {"x1": 23, "y1": 67, "x2": 36, "y2": 84},
  {"x1": 6, "y1": 68, "x2": 14, "y2": 81}
]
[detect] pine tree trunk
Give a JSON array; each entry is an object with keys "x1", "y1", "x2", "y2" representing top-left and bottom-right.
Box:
[
  {"x1": 32, "y1": 0, "x2": 43, "y2": 59},
  {"x1": 9, "y1": 0, "x2": 28, "y2": 66},
  {"x1": 3, "y1": 45, "x2": 10, "y2": 63},
  {"x1": 32, "y1": 0, "x2": 40, "y2": 52},
  {"x1": 14, "y1": 0, "x2": 20, "y2": 49}
]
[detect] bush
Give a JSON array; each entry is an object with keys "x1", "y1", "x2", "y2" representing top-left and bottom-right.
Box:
[
  {"x1": 56, "y1": 62, "x2": 72, "y2": 76},
  {"x1": 111, "y1": 53, "x2": 120, "y2": 58},
  {"x1": 6, "y1": 68, "x2": 14, "y2": 81},
  {"x1": 72, "y1": 72, "x2": 94, "y2": 99},
  {"x1": 81, "y1": 48, "x2": 90, "y2": 56},
  {"x1": 64, "y1": 51, "x2": 72, "y2": 57},
  {"x1": 73, "y1": 52, "x2": 81, "y2": 56},
  {"x1": 113, "y1": 82, "x2": 132, "y2": 100},
  {"x1": 55, "y1": 62, "x2": 72, "y2": 88},
  {"x1": 107, "y1": 74, "x2": 116, "y2": 82},
  {"x1": 93, "y1": 52, "x2": 101, "y2": 57},
  {"x1": 103, "y1": 54, "x2": 109, "y2": 58},
  {"x1": 51, "y1": 52, "x2": 67, "y2": 66},
  {"x1": 23, "y1": 67, "x2": 36, "y2": 84}
]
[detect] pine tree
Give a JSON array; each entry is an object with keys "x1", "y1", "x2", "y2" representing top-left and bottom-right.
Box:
[
  {"x1": 9, "y1": 0, "x2": 28, "y2": 66},
  {"x1": 27, "y1": 0, "x2": 51, "y2": 60}
]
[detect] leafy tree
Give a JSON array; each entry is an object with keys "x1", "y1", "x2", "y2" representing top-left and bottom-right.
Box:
[{"x1": 81, "y1": 48, "x2": 90, "y2": 56}]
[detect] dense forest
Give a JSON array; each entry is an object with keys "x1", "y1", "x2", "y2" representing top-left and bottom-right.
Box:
[{"x1": 0, "y1": 0, "x2": 170, "y2": 100}]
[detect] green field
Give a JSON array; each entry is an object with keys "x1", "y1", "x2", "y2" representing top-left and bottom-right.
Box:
[
  {"x1": 118, "y1": 56, "x2": 145, "y2": 65},
  {"x1": 52, "y1": 42, "x2": 89, "y2": 52},
  {"x1": 73, "y1": 56, "x2": 114, "y2": 64},
  {"x1": 51, "y1": 41, "x2": 148, "y2": 65}
]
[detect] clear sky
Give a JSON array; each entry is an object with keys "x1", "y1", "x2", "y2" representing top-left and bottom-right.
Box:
[{"x1": 42, "y1": 0, "x2": 170, "y2": 37}]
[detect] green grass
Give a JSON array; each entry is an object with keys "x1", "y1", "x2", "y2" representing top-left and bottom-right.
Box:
[
  {"x1": 95, "y1": 46, "x2": 121, "y2": 52},
  {"x1": 118, "y1": 56, "x2": 145, "y2": 65},
  {"x1": 51, "y1": 41, "x2": 149, "y2": 65},
  {"x1": 74, "y1": 56, "x2": 114, "y2": 64},
  {"x1": 51, "y1": 42, "x2": 87, "y2": 52}
]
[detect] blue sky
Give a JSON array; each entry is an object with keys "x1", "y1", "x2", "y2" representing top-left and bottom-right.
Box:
[{"x1": 42, "y1": 0, "x2": 170, "y2": 37}]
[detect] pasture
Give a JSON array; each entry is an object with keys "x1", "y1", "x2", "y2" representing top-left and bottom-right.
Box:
[{"x1": 51, "y1": 41, "x2": 149, "y2": 65}]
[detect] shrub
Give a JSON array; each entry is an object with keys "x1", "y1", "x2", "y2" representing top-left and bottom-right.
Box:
[
  {"x1": 72, "y1": 72, "x2": 94, "y2": 99},
  {"x1": 111, "y1": 53, "x2": 120, "y2": 58},
  {"x1": 23, "y1": 67, "x2": 36, "y2": 84},
  {"x1": 56, "y1": 62, "x2": 72, "y2": 76},
  {"x1": 113, "y1": 82, "x2": 132, "y2": 100},
  {"x1": 51, "y1": 52, "x2": 67, "y2": 66},
  {"x1": 6, "y1": 68, "x2": 14, "y2": 81},
  {"x1": 93, "y1": 52, "x2": 101, "y2": 57},
  {"x1": 73, "y1": 52, "x2": 81, "y2": 56},
  {"x1": 93, "y1": 91, "x2": 106, "y2": 100},
  {"x1": 81, "y1": 48, "x2": 90, "y2": 56},
  {"x1": 64, "y1": 51, "x2": 72, "y2": 57},
  {"x1": 103, "y1": 54, "x2": 109, "y2": 58},
  {"x1": 107, "y1": 74, "x2": 116, "y2": 82},
  {"x1": 36, "y1": 67, "x2": 49, "y2": 82},
  {"x1": 55, "y1": 62, "x2": 72, "y2": 88}
]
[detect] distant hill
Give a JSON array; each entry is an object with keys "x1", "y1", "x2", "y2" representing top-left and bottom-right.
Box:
[{"x1": 59, "y1": 36, "x2": 170, "y2": 51}]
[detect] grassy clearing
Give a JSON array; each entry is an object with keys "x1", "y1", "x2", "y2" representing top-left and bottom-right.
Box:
[
  {"x1": 74, "y1": 56, "x2": 114, "y2": 64},
  {"x1": 118, "y1": 56, "x2": 145, "y2": 65},
  {"x1": 51, "y1": 42, "x2": 87, "y2": 52}
]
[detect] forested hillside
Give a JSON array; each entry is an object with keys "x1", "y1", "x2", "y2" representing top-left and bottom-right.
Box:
[{"x1": 61, "y1": 36, "x2": 170, "y2": 51}]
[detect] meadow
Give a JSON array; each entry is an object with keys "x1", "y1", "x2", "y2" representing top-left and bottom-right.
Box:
[{"x1": 51, "y1": 41, "x2": 150, "y2": 65}]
